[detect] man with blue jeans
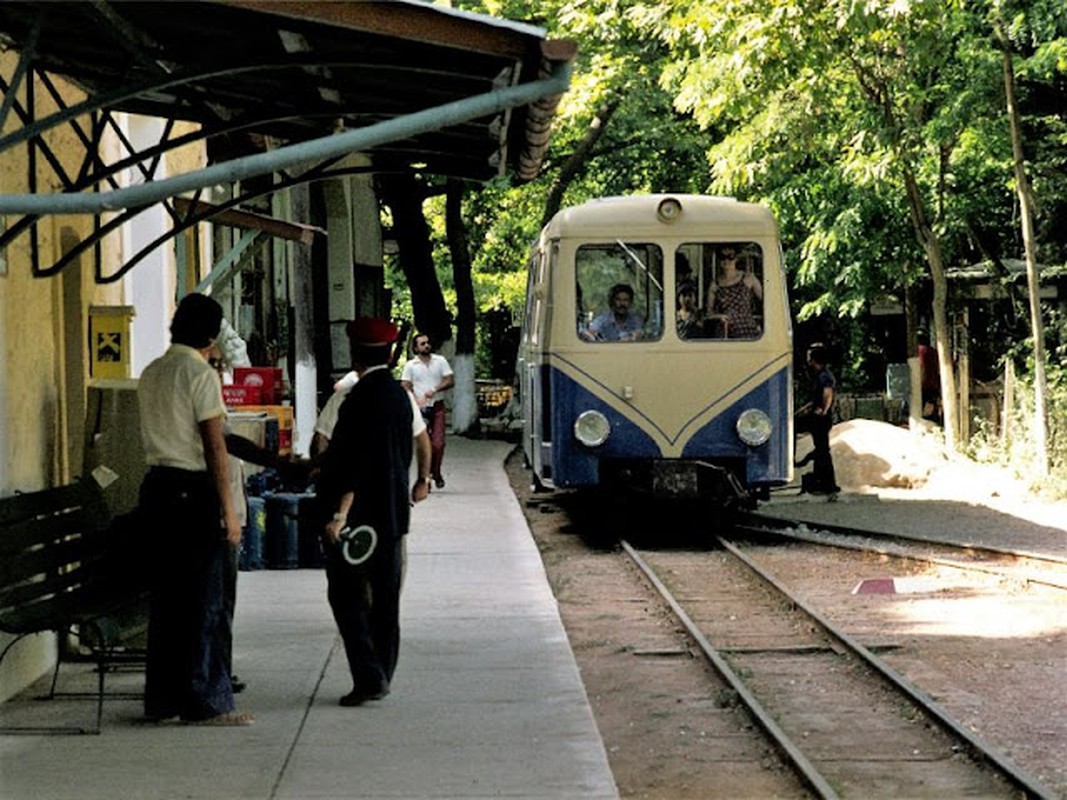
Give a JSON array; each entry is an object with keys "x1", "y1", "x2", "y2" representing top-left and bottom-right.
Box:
[{"x1": 138, "y1": 293, "x2": 252, "y2": 726}]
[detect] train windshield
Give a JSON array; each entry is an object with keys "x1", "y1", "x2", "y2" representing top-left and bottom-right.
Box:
[
  {"x1": 675, "y1": 242, "x2": 764, "y2": 340},
  {"x1": 576, "y1": 242, "x2": 664, "y2": 343}
]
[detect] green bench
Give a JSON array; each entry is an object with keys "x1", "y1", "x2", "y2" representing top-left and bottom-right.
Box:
[{"x1": 0, "y1": 477, "x2": 148, "y2": 734}]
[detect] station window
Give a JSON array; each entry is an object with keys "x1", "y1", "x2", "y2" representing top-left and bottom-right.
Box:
[
  {"x1": 576, "y1": 242, "x2": 664, "y2": 343},
  {"x1": 675, "y1": 243, "x2": 763, "y2": 340}
]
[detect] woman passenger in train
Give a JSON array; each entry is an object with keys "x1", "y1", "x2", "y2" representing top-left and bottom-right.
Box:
[{"x1": 706, "y1": 248, "x2": 762, "y2": 338}]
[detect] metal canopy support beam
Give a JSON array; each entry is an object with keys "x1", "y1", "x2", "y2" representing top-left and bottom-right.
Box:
[
  {"x1": 0, "y1": 11, "x2": 40, "y2": 131},
  {"x1": 171, "y1": 197, "x2": 325, "y2": 245},
  {"x1": 194, "y1": 229, "x2": 265, "y2": 295},
  {"x1": 95, "y1": 156, "x2": 360, "y2": 284},
  {"x1": 0, "y1": 60, "x2": 572, "y2": 216}
]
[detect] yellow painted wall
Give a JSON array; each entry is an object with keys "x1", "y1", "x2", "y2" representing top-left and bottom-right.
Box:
[{"x1": 1, "y1": 56, "x2": 146, "y2": 701}]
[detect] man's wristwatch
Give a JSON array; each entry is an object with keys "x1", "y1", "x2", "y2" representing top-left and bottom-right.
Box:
[{"x1": 332, "y1": 512, "x2": 346, "y2": 523}]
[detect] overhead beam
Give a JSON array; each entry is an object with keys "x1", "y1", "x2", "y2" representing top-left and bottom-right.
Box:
[
  {"x1": 172, "y1": 197, "x2": 325, "y2": 245},
  {"x1": 219, "y1": 0, "x2": 544, "y2": 59},
  {"x1": 0, "y1": 60, "x2": 572, "y2": 215}
]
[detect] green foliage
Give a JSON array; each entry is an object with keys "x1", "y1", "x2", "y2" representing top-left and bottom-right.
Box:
[
  {"x1": 427, "y1": 0, "x2": 1067, "y2": 465},
  {"x1": 966, "y1": 304, "x2": 1067, "y2": 492},
  {"x1": 449, "y1": 0, "x2": 715, "y2": 363}
]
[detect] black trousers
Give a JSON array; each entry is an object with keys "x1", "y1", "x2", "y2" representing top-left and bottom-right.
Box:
[
  {"x1": 795, "y1": 413, "x2": 837, "y2": 490},
  {"x1": 140, "y1": 467, "x2": 235, "y2": 720},
  {"x1": 325, "y1": 534, "x2": 404, "y2": 692}
]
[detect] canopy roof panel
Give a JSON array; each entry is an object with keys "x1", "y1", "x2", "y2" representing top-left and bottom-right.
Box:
[{"x1": 0, "y1": 0, "x2": 574, "y2": 183}]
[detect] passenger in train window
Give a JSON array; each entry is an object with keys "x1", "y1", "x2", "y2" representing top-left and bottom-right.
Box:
[
  {"x1": 706, "y1": 248, "x2": 763, "y2": 338},
  {"x1": 675, "y1": 281, "x2": 707, "y2": 340},
  {"x1": 581, "y1": 283, "x2": 646, "y2": 342}
]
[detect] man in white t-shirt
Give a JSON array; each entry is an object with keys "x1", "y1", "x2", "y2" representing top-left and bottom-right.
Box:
[
  {"x1": 312, "y1": 377, "x2": 428, "y2": 459},
  {"x1": 400, "y1": 333, "x2": 454, "y2": 489},
  {"x1": 312, "y1": 384, "x2": 353, "y2": 457},
  {"x1": 137, "y1": 293, "x2": 251, "y2": 726}
]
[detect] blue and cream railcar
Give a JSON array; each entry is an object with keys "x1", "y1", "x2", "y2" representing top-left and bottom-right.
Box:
[{"x1": 518, "y1": 194, "x2": 793, "y2": 506}]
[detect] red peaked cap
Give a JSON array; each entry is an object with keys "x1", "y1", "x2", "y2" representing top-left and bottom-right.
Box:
[{"x1": 345, "y1": 317, "x2": 399, "y2": 346}]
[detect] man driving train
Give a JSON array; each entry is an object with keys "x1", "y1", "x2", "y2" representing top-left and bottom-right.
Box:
[{"x1": 581, "y1": 283, "x2": 645, "y2": 342}]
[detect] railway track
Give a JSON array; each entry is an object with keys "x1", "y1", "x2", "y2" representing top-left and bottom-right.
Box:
[{"x1": 620, "y1": 535, "x2": 1059, "y2": 799}]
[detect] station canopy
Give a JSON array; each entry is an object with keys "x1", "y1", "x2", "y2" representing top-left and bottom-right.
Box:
[{"x1": 0, "y1": 0, "x2": 575, "y2": 187}]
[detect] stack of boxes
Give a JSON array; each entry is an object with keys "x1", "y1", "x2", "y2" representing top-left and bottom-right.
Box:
[
  {"x1": 221, "y1": 367, "x2": 320, "y2": 570},
  {"x1": 223, "y1": 367, "x2": 292, "y2": 456}
]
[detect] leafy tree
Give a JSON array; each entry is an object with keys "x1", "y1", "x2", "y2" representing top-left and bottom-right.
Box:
[
  {"x1": 640, "y1": 0, "x2": 1031, "y2": 450},
  {"x1": 457, "y1": 0, "x2": 711, "y2": 325}
]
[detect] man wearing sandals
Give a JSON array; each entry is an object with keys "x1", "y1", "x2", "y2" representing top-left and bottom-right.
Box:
[
  {"x1": 319, "y1": 318, "x2": 432, "y2": 707},
  {"x1": 137, "y1": 293, "x2": 253, "y2": 726}
]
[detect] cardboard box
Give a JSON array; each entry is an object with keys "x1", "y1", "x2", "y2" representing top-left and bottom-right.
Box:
[
  {"x1": 233, "y1": 404, "x2": 293, "y2": 455},
  {"x1": 222, "y1": 384, "x2": 262, "y2": 407},
  {"x1": 233, "y1": 367, "x2": 284, "y2": 404}
]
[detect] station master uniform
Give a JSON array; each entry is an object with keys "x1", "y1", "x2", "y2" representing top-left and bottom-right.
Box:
[{"x1": 318, "y1": 318, "x2": 431, "y2": 706}]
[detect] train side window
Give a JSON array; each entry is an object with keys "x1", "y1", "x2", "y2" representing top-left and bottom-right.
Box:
[
  {"x1": 677, "y1": 242, "x2": 763, "y2": 340},
  {"x1": 576, "y1": 242, "x2": 663, "y2": 343}
]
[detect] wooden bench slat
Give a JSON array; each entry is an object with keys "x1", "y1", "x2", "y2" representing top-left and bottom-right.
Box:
[
  {"x1": 0, "y1": 531, "x2": 112, "y2": 586},
  {"x1": 0, "y1": 482, "x2": 93, "y2": 524},
  {"x1": 0, "y1": 509, "x2": 103, "y2": 557},
  {"x1": 0, "y1": 557, "x2": 112, "y2": 613}
]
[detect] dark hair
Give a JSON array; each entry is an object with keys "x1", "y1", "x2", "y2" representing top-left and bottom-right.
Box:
[
  {"x1": 170, "y1": 293, "x2": 223, "y2": 348},
  {"x1": 351, "y1": 342, "x2": 391, "y2": 368},
  {"x1": 807, "y1": 342, "x2": 829, "y2": 364},
  {"x1": 609, "y1": 283, "x2": 634, "y2": 302}
]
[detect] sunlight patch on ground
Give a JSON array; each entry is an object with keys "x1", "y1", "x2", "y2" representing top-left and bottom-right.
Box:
[{"x1": 886, "y1": 595, "x2": 1067, "y2": 638}]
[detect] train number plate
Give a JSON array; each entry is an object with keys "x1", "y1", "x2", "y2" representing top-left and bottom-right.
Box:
[{"x1": 651, "y1": 461, "x2": 699, "y2": 497}]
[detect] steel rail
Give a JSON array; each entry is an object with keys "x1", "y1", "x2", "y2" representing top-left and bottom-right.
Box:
[
  {"x1": 619, "y1": 539, "x2": 841, "y2": 800},
  {"x1": 733, "y1": 521, "x2": 1067, "y2": 592},
  {"x1": 718, "y1": 536, "x2": 1056, "y2": 800}
]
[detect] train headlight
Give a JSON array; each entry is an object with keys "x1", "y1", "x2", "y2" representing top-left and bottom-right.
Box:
[
  {"x1": 736, "y1": 409, "x2": 772, "y2": 447},
  {"x1": 574, "y1": 410, "x2": 611, "y2": 447},
  {"x1": 656, "y1": 197, "x2": 682, "y2": 223}
]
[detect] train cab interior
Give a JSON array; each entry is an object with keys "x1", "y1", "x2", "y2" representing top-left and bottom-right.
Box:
[
  {"x1": 575, "y1": 243, "x2": 665, "y2": 342},
  {"x1": 682, "y1": 241, "x2": 765, "y2": 340},
  {"x1": 575, "y1": 240, "x2": 765, "y2": 343}
]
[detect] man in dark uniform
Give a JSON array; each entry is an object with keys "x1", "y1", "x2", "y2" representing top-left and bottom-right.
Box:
[
  {"x1": 794, "y1": 342, "x2": 840, "y2": 494},
  {"x1": 318, "y1": 318, "x2": 432, "y2": 706}
]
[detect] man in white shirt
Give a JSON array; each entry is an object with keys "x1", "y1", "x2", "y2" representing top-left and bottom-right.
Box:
[
  {"x1": 311, "y1": 377, "x2": 427, "y2": 458},
  {"x1": 400, "y1": 333, "x2": 454, "y2": 489},
  {"x1": 137, "y1": 293, "x2": 251, "y2": 726}
]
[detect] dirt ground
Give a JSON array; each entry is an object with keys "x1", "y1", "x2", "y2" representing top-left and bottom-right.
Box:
[{"x1": 505, "y1": 420, "x2": 1067, "y2": 799}]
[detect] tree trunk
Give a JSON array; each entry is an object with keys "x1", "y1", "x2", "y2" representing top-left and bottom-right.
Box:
[
  {"x1": 446, "y1": 179, "x2": 478, "y2": 434},
  {"x1": 541, "y1": 94, "x2": 623, "y2": 228},
  {"x1": 901, "y1": 166, "x2": 959, "y2": 451},
  {"x1": 379, "y1": 173, "x2": 451, "y2": 345},
  {"x1": 997, "y1": 16, "x2": 1049, "y2": 476}
]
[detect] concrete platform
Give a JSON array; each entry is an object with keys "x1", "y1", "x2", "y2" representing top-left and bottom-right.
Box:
[{"x1": 0, "y1": 438, "x2": 618, "y2": 800}]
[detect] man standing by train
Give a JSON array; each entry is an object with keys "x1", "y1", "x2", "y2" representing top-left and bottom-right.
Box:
[
  {"x1": 794, "y1": 342, "x2": 840, "y2": 495},
  {"x1": 401, "y1": 333, "x2": 454, "y2": 489},
  {"x1": 319, "y1": 318, "x2": 432, "y2": 706}
]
